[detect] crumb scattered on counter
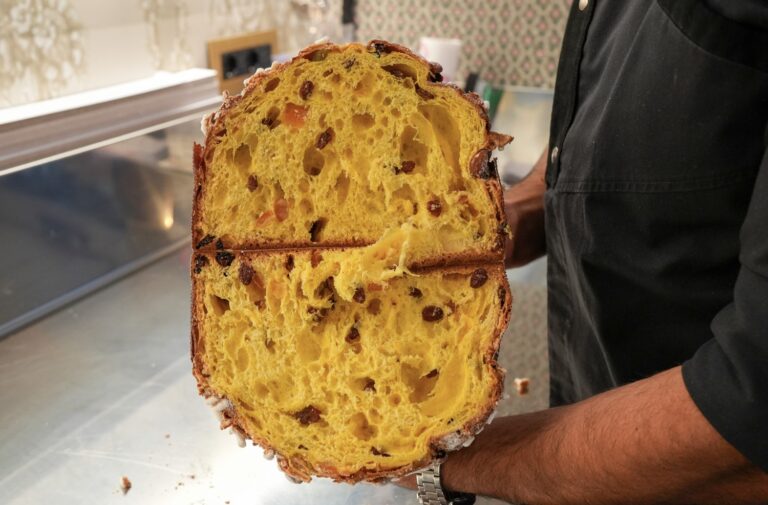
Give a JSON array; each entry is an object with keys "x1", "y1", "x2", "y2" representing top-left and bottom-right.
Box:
[
  {"x1": 514, "y1": 377, "x2": 530, "y2": 396},
  {"x1": 121, "y1": 476, "x2": 132, "y2": 495},
  {"x1": 164, "y1": 433, "x2": 170, "y2": 439},
  {"x1": 189, "y1": 474, "x2": 196, "y2": 479}
]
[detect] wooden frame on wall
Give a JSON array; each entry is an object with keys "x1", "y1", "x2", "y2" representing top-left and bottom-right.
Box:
[{"x1": 207, "y1": 30, "x2": 278, "y2": 96}]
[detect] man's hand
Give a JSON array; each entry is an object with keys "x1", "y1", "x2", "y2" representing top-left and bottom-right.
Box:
[
  {"x1": 438, "y1": 367, "x2": 768, "y2": 505},
  {"x1": 503, "y1": 149, "x2": 547, "y2": 268},
  {"x1": 395, "y1": 473, "x2": 417, "y2": 491}
]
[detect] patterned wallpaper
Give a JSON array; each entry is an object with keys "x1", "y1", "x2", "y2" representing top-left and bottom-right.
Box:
[
  {"x1": 0, "y1": 0, "x2": 86, "y2": 105},
  {"x1": 0, "y1": 0, "x2": 567, "y2": 107},
  {"x1": 356, "y1": 0, "x2": 571, "y2": 88},
  {"x1": 0, "y1": 0, "x2": 344, "y2": 108}
]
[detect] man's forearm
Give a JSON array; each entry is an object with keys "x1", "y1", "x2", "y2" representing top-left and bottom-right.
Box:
[
  {"x1": 504, "y1": 149, "x2": 547, "y2": 268},
  {"x1": 442, "y1": 367, "x2": 768, "y2": 505}
]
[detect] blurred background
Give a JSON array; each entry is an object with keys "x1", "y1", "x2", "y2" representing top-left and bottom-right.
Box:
[
  {"x1": 0, "y1": 1, "x2": 564, "y2": 503},
  {"x1": 1, "y1": 0, "x2": 567, "y2": 107}
]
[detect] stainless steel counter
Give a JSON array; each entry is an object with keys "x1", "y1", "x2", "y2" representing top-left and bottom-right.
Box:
[{"x1": 0, "y1": 250, "x2": 511, "y2": 505}]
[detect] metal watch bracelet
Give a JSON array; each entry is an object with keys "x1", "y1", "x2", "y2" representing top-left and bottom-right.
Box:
[{"x1": 416, "y1": 462, "x2": 476, "y2": 505}]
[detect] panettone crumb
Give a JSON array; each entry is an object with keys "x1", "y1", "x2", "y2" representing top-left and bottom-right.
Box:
[
  {"x1": 120, "y1": 476, "x2": 132, "y2": 495},
  {"x1": 192, "y1": 39, "x2": 512, "y2": 483},
  {"x1": 514, "y1": 377, "x2": 530, "y2": 396}
]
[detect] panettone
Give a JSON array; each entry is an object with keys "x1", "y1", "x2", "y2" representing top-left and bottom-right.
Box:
[{"x1": 191, "y1": 39, "x2": 513, "y2": 483}]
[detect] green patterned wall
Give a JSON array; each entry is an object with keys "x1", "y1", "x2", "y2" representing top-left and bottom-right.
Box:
[{"x1": 355, "y1": 0, "x2": 571, "y2": 88}]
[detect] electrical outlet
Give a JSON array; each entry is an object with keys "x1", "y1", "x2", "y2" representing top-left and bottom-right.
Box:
[
  {"x1": 222, "y1": 45, "x2": 271, "y2": 80},
  {"x1": 207, "y1": 30, "x2": 278, "y2": 95}
]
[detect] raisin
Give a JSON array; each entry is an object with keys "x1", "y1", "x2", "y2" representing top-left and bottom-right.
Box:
[
  {"x1": 363, "y1": 378, "x2": 376, "y2": 392},
  {"x1": 422, "y1": 305, "x2": 444, "y2": 322},
  {"x1": 434, "y1": 449, "x2": 447, "y2": 459},
  {"x1": 470, "y1": 268, "x2": 488, "y2": 288},
  {"x1": 264, "y1": 78, "x2": 280, "y2": 92},
  {"x1": 369, "y1": 42, "x2": 389, "y2": 58},
  {"x1": 370, "y1": 447, "x2": 391, "y2": 457},
  {"x1": 215, "y1": 251, "x2": 235, "y2": 267},
  {"x1": 215, "y1": 239, "x2": 224, "y2": 250},
  {"x1": 195, "y1": 234, "x2": 215, "y2": 249},
  {"x1": 342, "y1": 58, "x2": 356, "y2": 69},
  {"x1": 274, "y1": 198, "x2": 289, "y2": 221},
  {"x1": 408, "y1": 287, "x2": 423, "y2": 298},
  {"x1": 346, "y1": 326, "x2": 360, "y2": 343},
  {"x1": 294, "y1": 405, "x2": 322, "y2": 425},
  {"x1": 285, "y1": 255, "x2": 295, "y2": 272},
  {"x1": 309, "y1": 219, "x2": 326, "y2": 242},
  {"x1": 395, "y1": 160, "x2": 415, "y2": 174},
  {"x1": 425, "y1": 369, "x2": 439, "y2": 378},
  {"x1": 308, "y1": 306, "x2": 329, "y2": 322},
  {"x1": 353, "y1": 287, "x2": 366, "y2": 304},
  {"x1": 298, "y1": 444, "x2": 308, "y2": 450},
  {"x1": 427, "y1": 199, "x2": 442, "y2": 217},
  {"x1": 385, "y1": 67, "x2": 405, "y2": 79},
  {"x1": 311, "y1": 250, "x2": 323, "y2": 267},
  {"x1": 428, "y1": 62, "x2": 443, "y2": 83},
  {"x1": 246, "y1": 175, "x2": 258, "y2": 191},
  {"x1": 316, "y1": 128, "x2": 334, "y2": 149},
  {"x1": 318, "y1": 277, "x2": 335, "y2": 298},
  {"x1": 415, "y1": 84, "x2": 435, "y2": 100},
  {"x1": 299, "y1": 80, "x2": 314, "y2": 100},
  {"x1": 193, "y1": 254, "x2": 209, "y2": 273},
  {"x1": 239, "y1": 263, "x2": 254, "y2": 285}
]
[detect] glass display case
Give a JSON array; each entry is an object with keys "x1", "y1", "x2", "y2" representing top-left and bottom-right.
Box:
[{"x1": 0, "y1": 120, "x2": 197, "y2": 337}]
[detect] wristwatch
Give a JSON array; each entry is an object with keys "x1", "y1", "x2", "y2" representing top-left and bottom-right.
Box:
[{"x1": 416, "y1": 462, "x2": 476, "y2": 505}]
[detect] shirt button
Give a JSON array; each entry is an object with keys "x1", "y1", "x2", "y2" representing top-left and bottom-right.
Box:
[
  {"x1": 550, "y1": 146, "x2": 559, "y2": 164},
  {"x1": 579, "y1": 0, "x2": 588, "y2": 10}
]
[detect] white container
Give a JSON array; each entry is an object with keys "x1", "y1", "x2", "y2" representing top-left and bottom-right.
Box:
[{"x1": 418, "y1": 37, "x2": 463, "y2": 83}]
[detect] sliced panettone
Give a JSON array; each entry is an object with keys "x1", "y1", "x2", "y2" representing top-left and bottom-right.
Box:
[
  {"x1": 192, "y1": 249, "x2": 510, "y2": 482},
  {"x1": 191, "y1": 39, "x2": 513, "y2": 483},
  {"x1": 193, "y1": 39, "x2": 512, "y2": 267}
]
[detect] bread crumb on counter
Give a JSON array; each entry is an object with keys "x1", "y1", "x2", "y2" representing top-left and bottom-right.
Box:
[
  {"x1": 514, "y1": 377, "x2": 530, "y2": 396},
  {"x1": 120, "y1": 476, "x2": 132, "y2": 495}
]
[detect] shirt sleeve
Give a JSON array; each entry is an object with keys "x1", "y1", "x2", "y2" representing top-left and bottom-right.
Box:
[{"x1": 682, "y1": 146, "x2": 768, "y2": 471}]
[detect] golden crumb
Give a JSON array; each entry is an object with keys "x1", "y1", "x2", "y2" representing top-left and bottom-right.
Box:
[
  {"x1": 514, "y1": 377, "x2": 530, "y2": 396},
  {"x1": 120, "y1": 476, "x2": 132, "y2": 495}
]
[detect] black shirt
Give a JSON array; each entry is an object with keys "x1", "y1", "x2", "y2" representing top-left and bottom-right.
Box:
[{"x1": 546, "y1": 0, "x2": 768, "y2": 471}]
